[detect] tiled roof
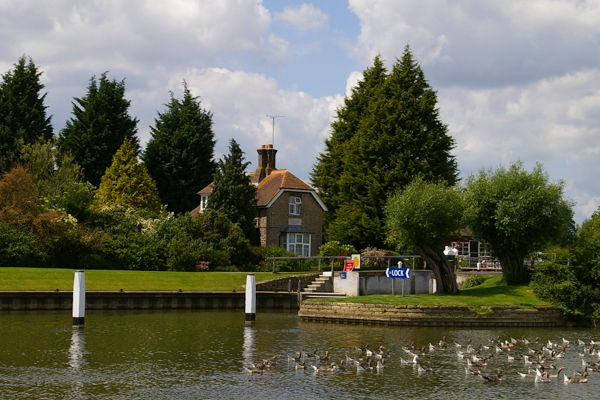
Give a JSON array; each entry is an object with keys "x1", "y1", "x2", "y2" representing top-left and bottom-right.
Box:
[
  {"x1": 193, "y1": 169, "x2": 318, "y2": 209},
  {"x1": 256, "y1": 169, "x2": 314, "y2": 207},
  {"x1": 197, "y1": 182, "x2": 214, "y2": 195}
]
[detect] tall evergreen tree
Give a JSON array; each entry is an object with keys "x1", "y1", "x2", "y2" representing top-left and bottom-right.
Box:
[
  {"x1": 311, "y1": 45, "x2": 457, "y2": 249},
  {"x1": 94, "y1": 139, "x2": 161, "y2": 212},
  {"x1": 143, "y1": 82, "x2": 216, "y2": 214},
  {"x1": 207, "y1": 139, "x2": 257, "y2": 240},
  {"x1": 57, "y1": 72, "x2": 139, "y2": 187},
  {"x1": 0, "y1": 56, "x2": 53, "y2": 172}
]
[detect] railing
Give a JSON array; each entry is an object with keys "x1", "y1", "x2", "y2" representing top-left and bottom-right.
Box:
[{"x1": 265, "y1": 255, "x2": 421, "y2": 273}]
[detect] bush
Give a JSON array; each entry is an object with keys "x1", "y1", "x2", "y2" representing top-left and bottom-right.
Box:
[
  {"x1": 530, "y1": 261, "x2": 600, "y2": 324},
  {"x1": 461, "y1": 275, "x2": 486, "y2": 289},
  {"x1": 257, "y1": 246, "x2": 315, "y2": 272},
  {"x1": 361, "y1": 247, "x2": 392, "y2": 269},
  {"x1": 319, "y1": 241, "x2": 357, "y2": 266}
]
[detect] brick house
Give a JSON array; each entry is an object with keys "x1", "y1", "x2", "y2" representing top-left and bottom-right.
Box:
[{"x1": 192, "y1": 144, "x2": 327, "y2": 256}]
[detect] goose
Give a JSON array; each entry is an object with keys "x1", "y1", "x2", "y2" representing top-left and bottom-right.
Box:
[
  {"x1": 535, "y1": 374, "x2": 550, "y2": 383},
  {"x1": 564, "y1": 371, "x2": 590, "y2": 383},
  {"x1": 376, "y1": 359, "x2": 386, "y2": 371},
  {"x1": 455, "y1": 339, "x2": 472, "y2": 348},
  {"x1": 319, "y1": 351, "x2": 330, "y2": 361},
  {"x1": 439, "y1": 336, "x2": 448, "y2": 348},
  {"x1": 312, "y1": 362, "x2": 338, "y2": 372},
  {"x1": 545, "y1": 366, "x2": 566, "y2": 379},
  {"x1": 480, "y1": 370, "x2": 503, "y2": 382},
  {"x1": 417, "y1": 361, "x2": 433, "y2": 374},
  {"x1": 304, "y1": 349, "x2": 318, "y2": 358},
  {"x1": 356, "y1": 344, "x2": 370, "y2": 353},
  {"x1": 517, "y1": 367, "x2": 539, "y2": 378},
  {"x1": 401, "y1": 355, "x2": 419, "y2": 365},
  {"x1": 288, "y1": 352, "x2": 302, "y2": 363},
  {"x1": 465, "y1": 367, "x2": 481, "y2": 376},
  {"x1": 295, "y1": 361, "x2": 307, "y2": 370},
  {"x1": 356, "y1": 359, "x2": 373, "y2": 373},
  {"x1": 337, "y1": 360, "x2": 346, "y2": 370}
]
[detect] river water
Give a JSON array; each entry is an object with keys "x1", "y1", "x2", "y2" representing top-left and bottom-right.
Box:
[{"x1": 0, "y1": 310, "x2": 598, "y2": 399}]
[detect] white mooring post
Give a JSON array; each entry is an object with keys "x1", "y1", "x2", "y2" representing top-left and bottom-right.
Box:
[
  {"x1": 245, "y1": 274, "x2": 256, "y2": 326},
  {"x1": 72, "y1": 270, "x2": 85, "y2": 328}
]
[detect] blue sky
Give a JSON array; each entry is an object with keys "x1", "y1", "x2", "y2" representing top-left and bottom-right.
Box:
[{"x1": 1, "y1": 0, "x2": 599, "y2": 223}]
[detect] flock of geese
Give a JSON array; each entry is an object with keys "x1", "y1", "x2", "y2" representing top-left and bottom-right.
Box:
[{"x1": 244, "y1": 334, "x2": 600, "y2": 385}]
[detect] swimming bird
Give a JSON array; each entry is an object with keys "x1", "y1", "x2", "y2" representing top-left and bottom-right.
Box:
[
  {"x1": 417, "y1": 361, "x2": 433, "y2": 374},
  {"x1": 564, "y1": 371, "x2": 590, "y2": 383},
  {"x1": 480, "y1": 370, "x2": 503, "y2": 382}
]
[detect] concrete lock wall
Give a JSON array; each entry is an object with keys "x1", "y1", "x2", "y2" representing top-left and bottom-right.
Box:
[{"x1": 333, "y1": 270, "x2": 435, "y2": 296}]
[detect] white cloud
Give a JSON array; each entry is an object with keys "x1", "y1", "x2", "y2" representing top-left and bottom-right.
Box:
[
  {"x1": 169, "y1": 67, "x2": 338, "y2": 181},
  {"x1": 274, "y1": 3, "x2": 328, "y2": 31},
  {"x1": 439, "y1": 69, "x2": 600, "y2": 222}
]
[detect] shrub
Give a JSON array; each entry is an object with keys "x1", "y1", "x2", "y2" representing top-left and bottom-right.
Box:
[
  {"x1": 461, "y1": 275, "x2": 486, "y2": 289},
  {"x1": 361, "y1": 247, "x2": 391, "y2": 269},
  {"x1": 319, "y1": 241, "x2": 357, "y2": 266},
  {"x1": 257, "y1": 245, "x2": 314, "y2": 272},
  {"x1": 530, "y1": 261, "x2": 600, "y2": 324}
]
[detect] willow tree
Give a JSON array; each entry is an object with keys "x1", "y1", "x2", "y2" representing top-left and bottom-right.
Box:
[
  {"x1": 464, "y1": 161, "x2": 573, "y2": 285},
  {"x1": 385, "y1": 178, "x2": 463, "y2": 293},
  {"x1": 311, "y1": 45, "x2": 457, "y2": 249}
]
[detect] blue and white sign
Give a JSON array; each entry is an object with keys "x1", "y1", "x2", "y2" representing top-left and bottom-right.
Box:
[
  {"x1": 386, "y1": 267, "x2": 411, "y2": 279},
  {"x1": 340, "y1": 272, "x2": 347, "y2": 280}
]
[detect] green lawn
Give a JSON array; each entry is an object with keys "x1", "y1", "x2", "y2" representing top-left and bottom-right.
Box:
[
  {"x1": 0, "y1": 268, "x2": 302, "y2": 291},
  {"x1": 312, "y1": 275, "x2": 551, "y2": 309}
]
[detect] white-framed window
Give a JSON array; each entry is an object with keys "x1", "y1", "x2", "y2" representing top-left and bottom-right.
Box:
[
  {"x1": 289, "y1": 196, "x2": 301, "y2": 215},
  {"x1": 200, "y1": 195, "x2": 209, "y2": 212},
  {"x1": 282, "y1": 233, "x2": 311, "y2": 257}
]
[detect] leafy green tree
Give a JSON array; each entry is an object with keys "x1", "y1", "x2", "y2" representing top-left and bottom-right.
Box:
[
  {"x1": 143, "y1": 82, "x2": 216, "y2": 214},
  {"x1": 207, "y1": 139, "x2": 257, "y2": 240},
  {"x1": 464, "y1": 161, "x2": 574, "y2": 285},
  {"x1": 0, "y1": 56, "x2": 53, "y2": 172},
  {"x1": 385, "y1": 178, "x2": 463, "y2": 293},
  {"x1": 311, "y1": 45, "x2": 457, "y2": 249},
  {"x1": 20, "y1": 140, "x2": 95, "y2": 221},
  {"x1": 94, "y1": 139, "x2": 161, "y2": 212},
  {"x1": 57, "y1": 72, "x2": 139, "y2": 187}
]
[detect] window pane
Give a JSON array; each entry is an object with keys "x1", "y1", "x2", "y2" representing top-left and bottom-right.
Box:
[{"x1": 303, "y1": 234, "x2": 309, "y2": 244}]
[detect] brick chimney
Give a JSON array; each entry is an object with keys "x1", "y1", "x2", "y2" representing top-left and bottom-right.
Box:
[{"x1": 252, "y1": 144, "x2": 277, "y2": 184}]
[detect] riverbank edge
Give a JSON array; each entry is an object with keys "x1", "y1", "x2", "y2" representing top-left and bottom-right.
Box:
[
  {"x1": 298, "y1": 301, "x2": 565, "y2": 327},
  {"x1": 0, "y1": 291, "x2": 299, "y2": 311}
]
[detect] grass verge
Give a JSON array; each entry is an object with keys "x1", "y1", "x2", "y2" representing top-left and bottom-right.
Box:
[
  {"x1": 311, "y1": 275, "x2": 551, "y2": 309},
  {"x1": 0, "y1": 267, "x2": 304, "y2": 291}
]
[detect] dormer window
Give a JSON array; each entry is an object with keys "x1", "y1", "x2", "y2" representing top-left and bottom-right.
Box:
[
  {"x1": 289, "y1": 196, "x2": 301, "y2": 215},
  {"x1": 200, "y1": 195, "x2": 209, "y2": 212}
]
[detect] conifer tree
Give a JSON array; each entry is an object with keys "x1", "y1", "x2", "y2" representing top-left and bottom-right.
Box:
[
  {"x1": 207, "y1": 139, "x2": 257, "y2": 240},
  {"x1": 0, "y1": 56, "x2": 53, "y2": 172},
  {"x1": 95, "y1": 139, "x2": 161, "y2": 212},
  {"x1": 143, "y1": 82, "x2": 216, "y2": 214},
  {"x1": 311, "y1": 45, "x2": 457, "y2": 249},
  {"x1": 57, "y1": 72, "x2": 139, "y2": 187}
]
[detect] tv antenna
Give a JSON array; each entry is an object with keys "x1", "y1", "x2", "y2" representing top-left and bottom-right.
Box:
[{"x1": 266, "y1": 115, "x2": 285, "y2": 145}]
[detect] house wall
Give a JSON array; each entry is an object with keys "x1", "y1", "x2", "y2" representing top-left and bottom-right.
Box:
[{"x1": 257, "y1": 191, "x2": 324, "y2": 256}]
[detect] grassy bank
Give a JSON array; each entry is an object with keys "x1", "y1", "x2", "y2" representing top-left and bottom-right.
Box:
[
  {"x1": 0, "y1": 268, "x2": 302, "y2": 291},
  {"x1": 313, "y1": 275, "x2": 551, "y2": 309}
]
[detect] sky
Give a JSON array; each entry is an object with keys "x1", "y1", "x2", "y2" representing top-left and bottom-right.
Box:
[{"x1": 1, "y1": 0, "x2": 599, "y2": 223}]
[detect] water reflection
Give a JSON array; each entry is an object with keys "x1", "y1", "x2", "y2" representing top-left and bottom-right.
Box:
[
  {"x1": 0, "y1": 310, "x2": 598, "y2": 399},
  {"x1": 242, "y1": 326, "x2": 255, "y2": 369},
  {"x1": 68, "y1": 330, "x2": 85, "y2": 370}
]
